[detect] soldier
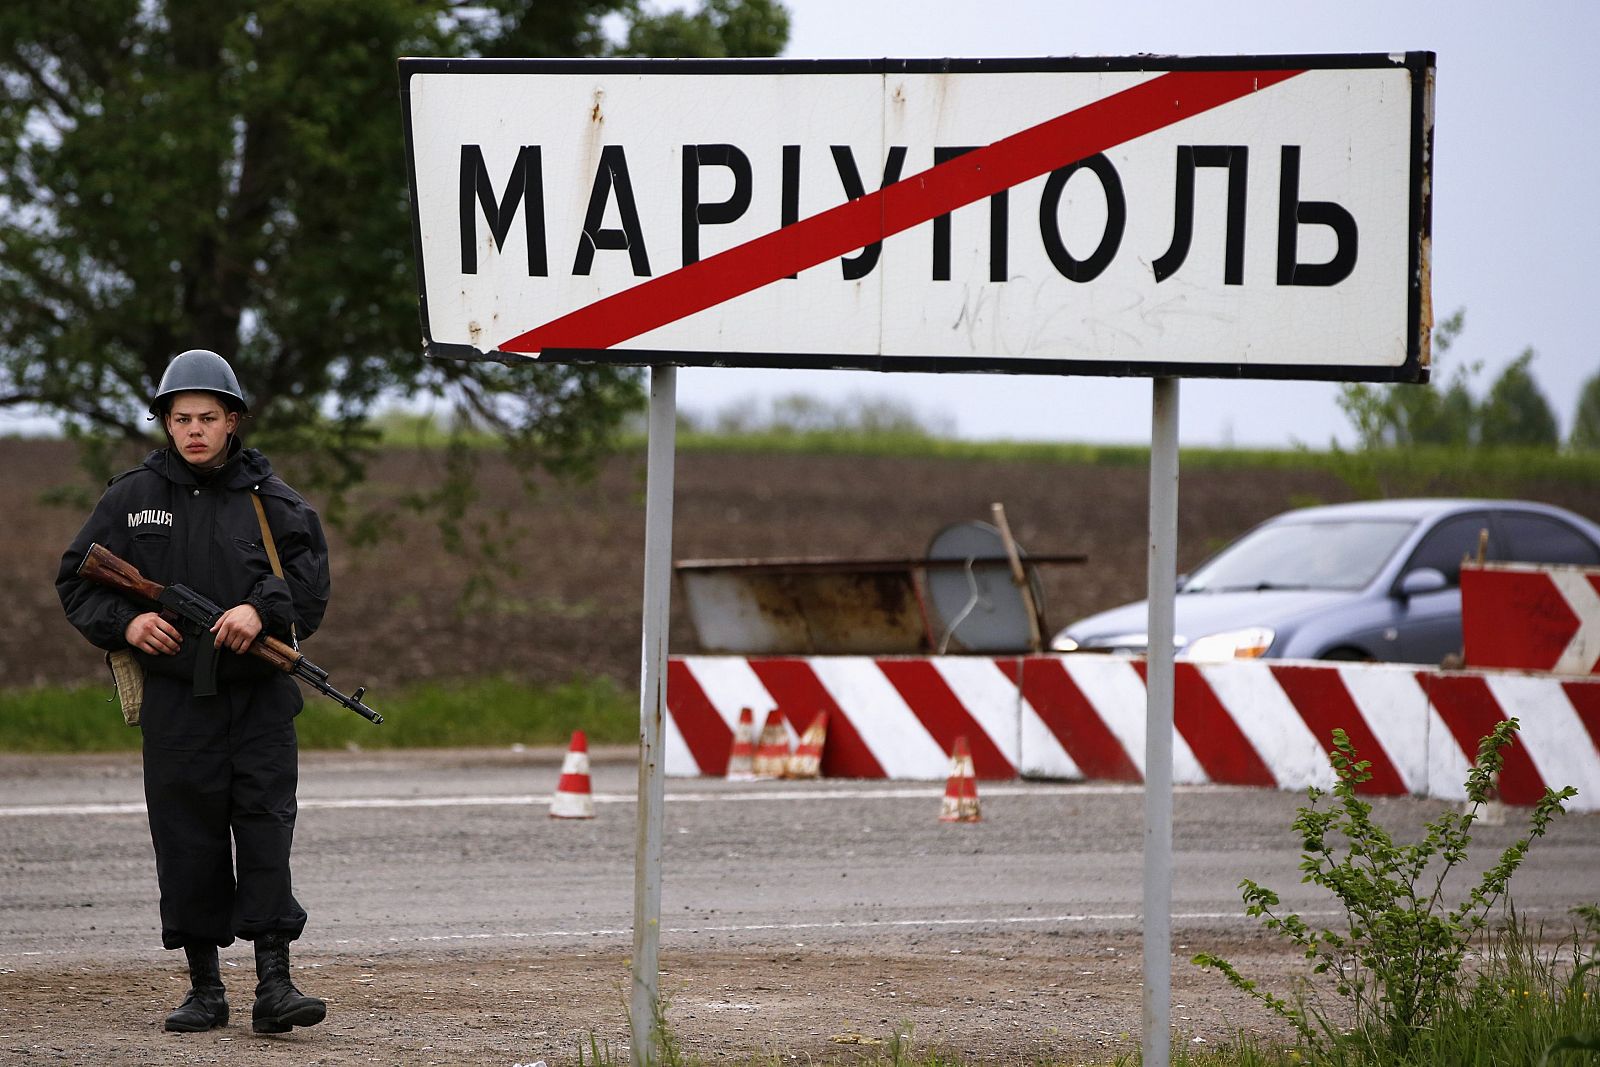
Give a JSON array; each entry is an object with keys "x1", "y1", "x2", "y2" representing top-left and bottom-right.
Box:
[{"x1": 57, "y1": 349, "x2": 331, "y2": 1034}]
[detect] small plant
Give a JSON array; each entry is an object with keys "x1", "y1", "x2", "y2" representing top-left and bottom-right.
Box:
[
  {"x1": 1195, "y1": 718, "x2": 1577, "y2": 1056},
  {"x1": 576, "y1": 1030, "x2": 622, "y2": 1067}
]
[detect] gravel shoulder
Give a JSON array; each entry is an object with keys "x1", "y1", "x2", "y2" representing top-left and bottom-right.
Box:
[{"x1": 2, "y1": 930, "x2": 1302, "y2": 1066}]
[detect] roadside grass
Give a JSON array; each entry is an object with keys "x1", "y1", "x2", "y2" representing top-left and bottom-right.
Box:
[
  {"x1": 369, "y1": 409, "x2": 1600, "y2": 493},
  {"x1": 0, "y1": 675, "x2": 639, "y2": 753},
  {"x1": 1162, "y1": 916, "x2": 1600, "y2": 1067},
  {"x1": 671, "y1": 431, "x2": 1600, "y2": 491}
]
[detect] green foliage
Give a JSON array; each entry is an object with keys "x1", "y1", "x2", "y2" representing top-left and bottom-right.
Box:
[
  {"x1": 0, "y1": 685, "x2": 141, "y2": 753},
  {"x1": 1338, "y1": 310, "x2": 1479, "y2": 449},
  {"x1": 1178, "y1": 911, "x2": 1600, "y2": 1066},
  {"x1": 1320, "y1": 440, "x2": 1600, "y2": 501},
  {"x1": 1479, "y1": 348, "x2": 1561, "y2": 448},
  {"x1": 670, "y1": 420, "x2": 1600, "y2": 495},
  {"x1": 1194, "y1": 721, "x2": 1579, "y2": 1060},
  {"x1": 0, "y1": 0, "x2": 786, "y2": 514},
  {"x1": 0, "y1": 675, "x2": 639, "y2": 753},
  {"x1": 621, "y1": 0, "x2": 791, "y2": 58},
  {"x1": 1338, "y1": 309, "x2": 1565, "y2": 457},
  {"x1": 1568, "y1": 373, "x2": 1600, "y2": 452}
]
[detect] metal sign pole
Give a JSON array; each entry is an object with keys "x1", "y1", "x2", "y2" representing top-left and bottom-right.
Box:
[
  {"x1": 631, "y1": 364, "x2": 676, "y2": 1067},
  {"x1": 1142, "y1": 376, "x2": 1180, "y2": 1067}
]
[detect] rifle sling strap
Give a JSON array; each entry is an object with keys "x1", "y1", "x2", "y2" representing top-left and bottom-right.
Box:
[{"x1": 250, "y1": 491, "x2": 298, "y2": 649}]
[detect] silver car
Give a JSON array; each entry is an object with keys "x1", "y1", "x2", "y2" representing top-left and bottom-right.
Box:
[{"x1": 1050, "y1": 498, "x2": 1600, "y2": 664}]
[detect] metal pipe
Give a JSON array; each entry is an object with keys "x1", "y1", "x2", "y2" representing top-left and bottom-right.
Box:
[
  {"x1": 1143, "y1": 376, "x2": 1179, "y2": 1067},
  {"x1": 631, "y1": 364, "x2": 676, "y2": 1067}
]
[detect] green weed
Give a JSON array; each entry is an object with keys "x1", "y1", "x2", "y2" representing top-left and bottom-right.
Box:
[{"x1": 1194, "y1": 720, "x2": 1588, "y2": 1064}]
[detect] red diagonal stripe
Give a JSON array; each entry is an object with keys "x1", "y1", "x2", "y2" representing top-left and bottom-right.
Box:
[
  {"x1": 1271, "y1": 664, "x2": 1407, "y2": 795},
  {"x1": 998, "y1": 657, "x2": 1140, "y2": 781},
  {"x1": 1561, "y1": 679, "x2": 1600, "y2": 752},
  {"x1": 1133, "y1": 661, "x2": 1277, "y2": 786},
  {"x1": 666, "y1": 660, "x2": 734, "y2": 775},
  {"x1": 1423, "y1": 673, "x2": 1547, "y2": 806},
  {"x1": 746, "y1": 658, "x2": 886, "y2": 778},
  {"x1": 502, "y1": 67, "x2": 1304, "y2": 354},
  {"x1": 876, "y1": 659, "x2": 1013, "y2": 778}
]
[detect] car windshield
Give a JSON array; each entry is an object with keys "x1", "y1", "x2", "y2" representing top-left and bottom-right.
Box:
[{"x1": 1183, "y1": 519, "x2": 1416, "y2": 593}]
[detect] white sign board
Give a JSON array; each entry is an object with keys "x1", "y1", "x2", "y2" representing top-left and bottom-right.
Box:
[{"x1": 401, "y1": 55, "x2": 1432, "y2": 382}]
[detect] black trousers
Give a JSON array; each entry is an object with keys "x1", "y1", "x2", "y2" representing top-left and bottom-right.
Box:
[{"x1": 141, "y1": 672, "x2": 307, "y2": 950}]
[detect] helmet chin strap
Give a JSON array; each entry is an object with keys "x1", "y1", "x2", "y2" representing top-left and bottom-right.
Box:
[{"x1": 200, "y1": 431, "x2": 238, "y2": 471}]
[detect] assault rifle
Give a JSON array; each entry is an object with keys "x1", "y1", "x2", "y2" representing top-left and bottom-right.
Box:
[{"x1": 77, "y1": 542, "x2": 383, "y2": 724}]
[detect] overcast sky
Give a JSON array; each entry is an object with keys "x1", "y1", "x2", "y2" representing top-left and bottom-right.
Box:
[{"x1": 675, "y1": 0, "x2": 1597, "y2": 447}]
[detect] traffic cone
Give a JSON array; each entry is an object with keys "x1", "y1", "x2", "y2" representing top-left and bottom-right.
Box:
[
  {"x1": 550, "y1": 730, "x2": 595, "y2": 819},
  {"x1": 786, "y1": 711, "x2": 828, "y2": 779},
  {"x1": 938, "y1": 736, "x2": 980, "y2": 823},
  {"x1": 725, "y1": 707, "x2": 757, "y2": 781},
  {"x1": 752, "y1": 711, "x2": 791, "y2": 779}
]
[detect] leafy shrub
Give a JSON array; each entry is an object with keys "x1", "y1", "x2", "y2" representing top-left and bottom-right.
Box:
[{"x1": 1195, "y1": 719, "x2": 1577, "y2": 1057}]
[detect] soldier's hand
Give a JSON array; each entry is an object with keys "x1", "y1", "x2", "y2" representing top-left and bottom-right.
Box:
[
  {"x1": 211, "y1": 603, "x2": 263, "y2": 654},
  {"x1": 125, "y1": 612, "x2": 183, "y2": 656}
]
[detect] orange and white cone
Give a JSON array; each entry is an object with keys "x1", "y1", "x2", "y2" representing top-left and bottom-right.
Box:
[
  {"x1": 725, "y1": 707, "x2": 757, "y2": 781},
  {"x1": 938, "y1": 735, "x2": 980, "y2": 823},
  {"x1": 786, "y1": 711, "x2": 828, "y2": 779},
  {"x1": 752, "y1": 711, "x2": 792, "y2": 779},
  {"x1": 550, "y1": 730, "x2": 595, "y2": 819}
]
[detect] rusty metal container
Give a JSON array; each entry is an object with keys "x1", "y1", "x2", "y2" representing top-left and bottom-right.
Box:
[
  {"x1": 676, "y1": 558, "x2": 930, "y2": 654},
  {"x1": 675, "y1": 551, "x2": 1086, "y2": 655}
]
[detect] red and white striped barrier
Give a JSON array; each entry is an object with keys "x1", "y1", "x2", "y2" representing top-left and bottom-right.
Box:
[
  {"x1": 1463, "y1": 562, "x2": 1600, "y2": 675},
  {"x1": 665, "y1": 655, "x2": 1600, "y2": 810}
]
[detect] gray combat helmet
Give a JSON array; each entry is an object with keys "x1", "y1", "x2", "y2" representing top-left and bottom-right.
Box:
[{"x1": 150, "y1": 349, "x2": 248, "y2": 415}]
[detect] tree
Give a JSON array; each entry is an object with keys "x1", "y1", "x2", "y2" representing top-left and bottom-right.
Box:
[
  {"x1": 1337, "y1": 309, "x2": 1479, "y2": 448},
  {"x1": 0, "y1": 1, "x2": 789, "y2": 491},
  {"x1": 1570, "y1": 373, "x2": 1600, "y2": 452},
  {"x1": 622, "y1": 0, "x2": 792, "y2": 56},
  {"x1": 1478, "y1": 348, "x2": 1560, "y2": 448}
]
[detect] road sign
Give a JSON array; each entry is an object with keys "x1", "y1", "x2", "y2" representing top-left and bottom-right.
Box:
[
  {"x1": 401, "y1": 54, "x2": 1433, "y2": 381},
  {"x1": 1463, "y1": 563, "x2": 1600, "y2": 675}
]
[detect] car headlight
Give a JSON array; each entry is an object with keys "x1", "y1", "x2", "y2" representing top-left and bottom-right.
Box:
[
  {"x1": 1180, "y1": 626, "x2": 1275, "y2": 661},
  {"x1": 1050, "y1": 634, "x2": 1080, "y2": 652}
]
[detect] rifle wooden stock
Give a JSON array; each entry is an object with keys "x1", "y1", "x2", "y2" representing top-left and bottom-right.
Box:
[{"x1": 78, "y1": 543, "x2": 165, "y2": 605}]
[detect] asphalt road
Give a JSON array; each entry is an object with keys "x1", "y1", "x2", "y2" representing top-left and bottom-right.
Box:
[{"x1": 4, "y1": 747, "x2": 1599, "y2": 968}]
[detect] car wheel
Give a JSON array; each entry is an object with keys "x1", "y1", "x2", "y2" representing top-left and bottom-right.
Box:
[{"x1": 1320, "y1": 646, "x2": 1374, "y2": 662}]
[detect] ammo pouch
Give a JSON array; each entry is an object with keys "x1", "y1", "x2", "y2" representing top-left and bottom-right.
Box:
[{"x1": 106, "y1": 649, "x2": 145, "y2": 727}]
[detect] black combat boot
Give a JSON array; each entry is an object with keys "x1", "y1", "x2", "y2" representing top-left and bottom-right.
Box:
[
  {"x1": 164, "y1": 943, "x2": 229, "y2": 1032},
  {"x1": 250, "y1": 933, "x2": 326, "y2": 1034}
]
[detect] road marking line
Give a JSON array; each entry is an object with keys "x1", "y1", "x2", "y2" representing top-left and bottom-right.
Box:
[
  {"x1": 0, "y1": 781, "x2": 1235, "y2": 818},
  {"x1": 356, "y1": 909, "x2": 1351, "y2": 945}
]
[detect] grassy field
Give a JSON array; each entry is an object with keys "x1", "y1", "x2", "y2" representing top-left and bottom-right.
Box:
[{"x1": 0, "y1": 675, "x2": 639, "y2": 753}]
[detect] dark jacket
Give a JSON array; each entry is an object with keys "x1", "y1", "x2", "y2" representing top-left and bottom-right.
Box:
[{"x1": 57, "y1": 443, "x2": 330, "y2": 686}]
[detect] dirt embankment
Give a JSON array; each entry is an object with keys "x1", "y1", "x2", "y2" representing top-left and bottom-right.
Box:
[{"x1": 8, "y1": 437, "x2": 1598, "y2": 692}]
